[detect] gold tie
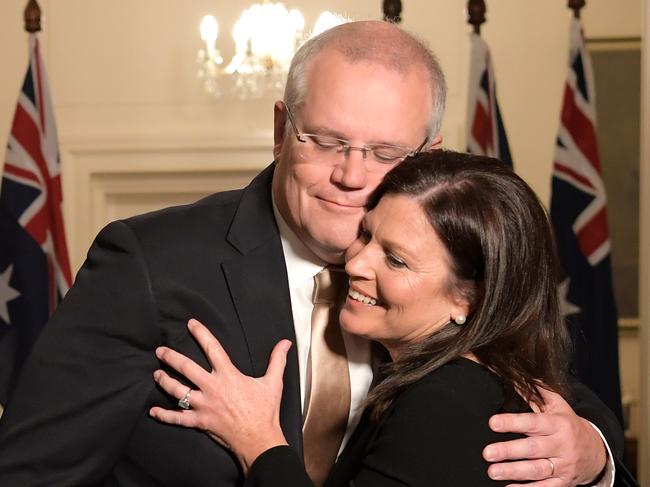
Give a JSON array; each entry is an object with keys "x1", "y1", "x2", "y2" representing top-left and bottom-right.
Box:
[{"x1": 302, "y1": 266, "x2": 351, "y2": 486}]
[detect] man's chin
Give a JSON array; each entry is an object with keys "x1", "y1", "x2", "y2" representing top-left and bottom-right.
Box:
[
  {"x1": 307, "y1": 236, "x2": 351, "y2": 265},
  {"x1": 313, "y1": 247, "x2": 347, "y2": 266}
]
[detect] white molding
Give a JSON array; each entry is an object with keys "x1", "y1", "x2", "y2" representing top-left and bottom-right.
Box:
[
  {"x1": 60, "y1": 133, "x2": 273, "y2": 272},
  {"x1": 618, "y1": 317, "x2": 641, "y2": 330},
  {"x1": 59, "y1": 131, "x2": 274, "y2": 153}
]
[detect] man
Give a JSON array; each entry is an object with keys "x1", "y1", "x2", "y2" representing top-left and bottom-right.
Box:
[{"x1": 0, "y1": 21, "x2": 621, "y2": 486}]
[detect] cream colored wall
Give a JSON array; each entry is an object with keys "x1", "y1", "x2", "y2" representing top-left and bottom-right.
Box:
[
  {"x1": 0, "y1": 0, "x2": 642, "y2": 258},
  {"x1": 0, "y1": 0, "x2": 644, "y2": 463}
]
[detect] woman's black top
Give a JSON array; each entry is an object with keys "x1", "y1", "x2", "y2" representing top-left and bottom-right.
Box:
[{"x1": 246, "y1": 358, "x2": 531, "y2": 487}]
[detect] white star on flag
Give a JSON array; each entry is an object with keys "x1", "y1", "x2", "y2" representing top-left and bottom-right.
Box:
[
  {"x1": 0, "y1": 264, "x2": 21, "y2": 325},
  {"x1": 558, "y1": 277, "x2": 581, "y2": 317}
]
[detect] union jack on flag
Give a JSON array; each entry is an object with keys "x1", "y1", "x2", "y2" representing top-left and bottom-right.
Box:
[
  {"x1": 466, "y1": 32, "x2": 513, "y2": 167},
  {"x1": 550, "y1": 17, "x2": 622, "y2": 422},
  {"x1": 0, "y1": 34, "x2": 72, "y2": 406}
]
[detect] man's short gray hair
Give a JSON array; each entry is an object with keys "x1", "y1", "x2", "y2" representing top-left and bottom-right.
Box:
[{"x1": 283, "y1": 21, "x2": 447, "y2": 139}]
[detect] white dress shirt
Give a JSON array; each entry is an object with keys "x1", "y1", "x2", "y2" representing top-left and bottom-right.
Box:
[{"x1": 272, "y1": 202, "x2": 374, "y2": 452}]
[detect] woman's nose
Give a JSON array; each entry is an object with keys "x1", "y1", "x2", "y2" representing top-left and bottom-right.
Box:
[{"x1": 345, "y1": 240, "x2": 375, "y2": 279}]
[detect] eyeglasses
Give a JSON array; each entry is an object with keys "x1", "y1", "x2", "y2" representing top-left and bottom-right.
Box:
[{"x1": 285, "y1": 106, "x2": 428, "y2": 166}]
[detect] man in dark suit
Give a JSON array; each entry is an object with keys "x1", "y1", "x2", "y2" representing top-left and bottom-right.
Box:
[{"x1": 0, "y1": 20, "x2": 621, "y2": 487}]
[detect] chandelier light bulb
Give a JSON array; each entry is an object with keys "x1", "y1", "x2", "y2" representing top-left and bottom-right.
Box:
[
  {"x1": 200, "y1": 15, "x2": 219, "y2": 50},
  {"x1": 288, "y1": 9, "x2": 305, "y2": 32},
  {"x1": 198, "y1": 5, "x2": 343, "y2": 99},
  {"x1": 313, "y1": 11, "x2": 344, "y2": 37}
]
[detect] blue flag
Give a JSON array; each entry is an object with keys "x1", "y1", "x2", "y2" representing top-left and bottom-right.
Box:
[
  {"x1": 550, "y1": 18, "x2": 622, "y2": 423},
  {"x1": 0, "y1": 206, "x2": 49, "y2": 406},
  {"x1": 0, "y1": 34, "x2": 72, "y2": 408},
  {"x1": 466, "y1": 32, "x2": 513, "y2": 168}
]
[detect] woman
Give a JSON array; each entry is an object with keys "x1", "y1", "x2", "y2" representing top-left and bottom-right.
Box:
[{"x1": 149, "y1": 150, "x2": 570, "y2": 486}]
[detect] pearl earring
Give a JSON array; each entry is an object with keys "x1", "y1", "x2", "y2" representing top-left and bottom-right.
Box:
[{"x1": 454, "y1": 315, "x2": 466, "y2": 325}]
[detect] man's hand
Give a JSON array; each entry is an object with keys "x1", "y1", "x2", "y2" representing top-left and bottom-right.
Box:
[{"x1": 483, "y1": 388, "x2": 607, "y2": 486}]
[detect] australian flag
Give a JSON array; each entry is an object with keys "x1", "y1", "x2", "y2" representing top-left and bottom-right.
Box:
[
  {"x1": 466, "y1": 32, "x2": 513, "y2": 168},
  {"x1": 550, "y1": 17, "x2": 623, "y2": 423},
  {"x1": 0, "y1": 34, "x2": 72, "y2": 409}
]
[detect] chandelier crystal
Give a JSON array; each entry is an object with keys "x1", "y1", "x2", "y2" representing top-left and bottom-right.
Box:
[{"x1": 197, "y1": 3, "x2": 344, "y2": 99}]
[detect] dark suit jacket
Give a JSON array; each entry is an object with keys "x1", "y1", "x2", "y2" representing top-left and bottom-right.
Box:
[
  {"x1": 0, "y1": 164, "x2": 625, "y2": 486},
  {"x1": 0, "y1": 165, "x2": 302, "y2": 486}
]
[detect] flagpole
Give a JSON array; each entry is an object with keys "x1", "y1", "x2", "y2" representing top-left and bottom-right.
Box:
[
  {"x1": 24, "y1": 0, "x2": 41, "y2": 33},
  {"x1": 467, "y1": 0, "x2": 486, "y2": 35},
  {"x1": 638, "y1": 0, "x2": 650, "y2": 483}
]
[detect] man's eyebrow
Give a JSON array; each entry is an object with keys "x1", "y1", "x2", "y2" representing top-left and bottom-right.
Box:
[
  {"x1": 367, "y1": 139, "x2": 411, "y2": 148},
  {"x1": 303, "y1": 126, "x2": 412, "y2": 148},
  {"x1": 301, "y1": 122, "x2": 414, "y2": 147},
  {"x1": 301, "y1": 122, "x2": 348, "y2": 139}
]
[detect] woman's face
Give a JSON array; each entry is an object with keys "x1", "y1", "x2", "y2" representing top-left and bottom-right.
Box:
[{"x1": 340, "y1": 194, "x2": 468, "y2": 359}]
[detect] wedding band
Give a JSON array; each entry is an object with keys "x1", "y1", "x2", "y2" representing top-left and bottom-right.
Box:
[
  {"x1": 547, "y1": 458, "x2": 555, "y2": 477},
  {"x1": 178, "y1": 388, "x2": 192, "y2": 410}
]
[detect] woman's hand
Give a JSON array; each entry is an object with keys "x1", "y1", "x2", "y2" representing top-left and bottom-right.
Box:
[{"x1": 149, "y1": 318, "x2": 292, "y2": 474}]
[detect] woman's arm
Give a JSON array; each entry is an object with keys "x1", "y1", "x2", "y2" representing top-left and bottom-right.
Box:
[
  {"x1": 149, "y1": 323, "x2": 508, "y2": 487},
  {"x1": 150, "y1": 321, "x2": 425, "y2": 487},
  {"x1": 245, "y1": 446, "x2": 314, "y2": 487}
]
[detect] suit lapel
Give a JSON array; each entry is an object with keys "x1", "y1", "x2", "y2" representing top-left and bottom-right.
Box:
[{"x1": 221, "y1": 164, "x2": 304, "y2": 455}]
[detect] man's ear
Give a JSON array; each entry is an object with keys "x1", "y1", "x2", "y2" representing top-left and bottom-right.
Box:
[
  {"x1": 427, "y1": 134, "x2": 443, "y2": 151},
  {"x1": 273, "y1": 100, "x2": 288, "y2": 161}
]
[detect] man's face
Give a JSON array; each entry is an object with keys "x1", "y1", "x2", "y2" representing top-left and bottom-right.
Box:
[{"x1": 272, "y1": 49, "x2": 437, "y2": 264}]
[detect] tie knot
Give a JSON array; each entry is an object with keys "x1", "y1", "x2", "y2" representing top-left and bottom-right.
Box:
[{"x1": 313, "y1": 266, "x2": 347, "y2": 304}]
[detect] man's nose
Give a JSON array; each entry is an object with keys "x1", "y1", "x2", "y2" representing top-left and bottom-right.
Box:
[{"x1": 331, "y1": 149, "x2": 368, "y2": 189}]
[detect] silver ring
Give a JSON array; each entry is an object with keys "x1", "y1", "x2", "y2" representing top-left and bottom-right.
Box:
[
  {"x1": 547, "y1": 458, "x2": 555, "y2": 477},
  {"x1": 178, "y1": 388, "x2": 192, "y2": 410}
]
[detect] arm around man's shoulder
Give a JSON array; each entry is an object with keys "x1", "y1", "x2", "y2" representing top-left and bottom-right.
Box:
[{"x1": 566, "y1": 376, "x2": 624, "y2": 461}]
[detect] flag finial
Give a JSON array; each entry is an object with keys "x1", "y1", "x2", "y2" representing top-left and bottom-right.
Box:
[
  {"x1": 467, "y1": 0, "x2": 486, "y2": 35},
  {"x1": 383, "y1": 0, "x2": 402, "y2": 24},
  {"x1": 24, "y1": 0, "x2": 41, "y2": 33},
  {"x1": 568, "y1": 0, "x2": 586, "y2": 19}
]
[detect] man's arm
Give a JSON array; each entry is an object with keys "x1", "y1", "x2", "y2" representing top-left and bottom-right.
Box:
[
  {"x1": 483, "y1": 383, "x2": 623, "y2": 486},
  {"x1": 0, "y1": 221, "x2": 160, "y2": 485},
  {"x1": 566, "y1": 379, "x2": 624, "y2": 459}
]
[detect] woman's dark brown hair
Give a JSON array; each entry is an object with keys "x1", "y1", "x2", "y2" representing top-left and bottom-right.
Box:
[{"x1": 364, "y1": 150, "x2": 570, "y2": 419}]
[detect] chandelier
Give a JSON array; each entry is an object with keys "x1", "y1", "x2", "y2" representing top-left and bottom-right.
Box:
[{"x1": 197, "y1": 3, "x2": 343, "y2": 99}]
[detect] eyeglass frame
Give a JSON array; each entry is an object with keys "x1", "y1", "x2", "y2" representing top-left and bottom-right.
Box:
[{"x1": 284, "y1": 105, "x2": 429, "y2": 165}]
